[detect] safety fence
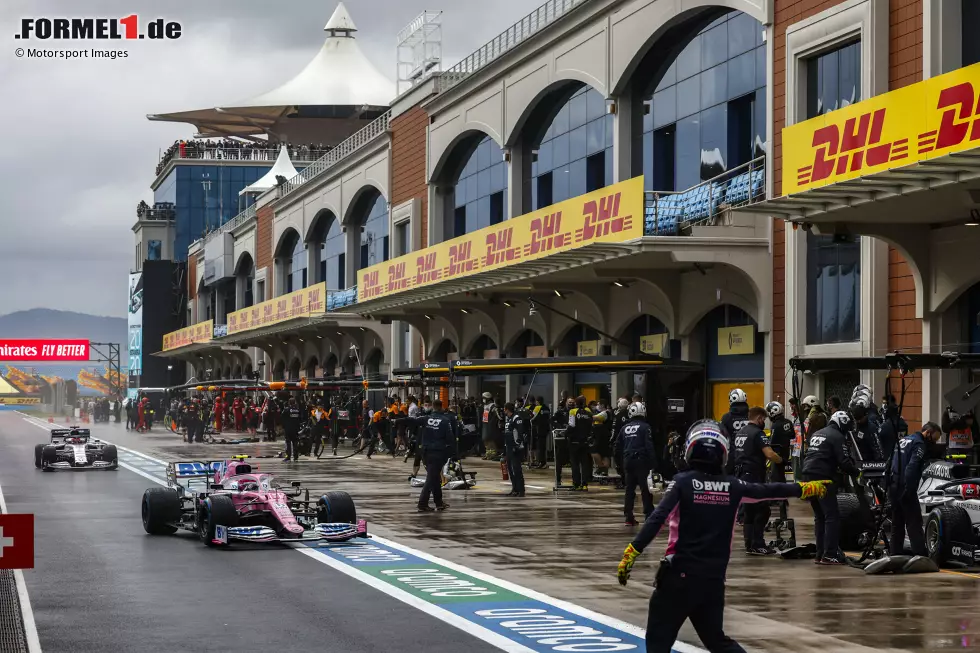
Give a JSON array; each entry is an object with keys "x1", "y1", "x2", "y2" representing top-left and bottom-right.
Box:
[{"x1": 644, "y1": 156, "x2": 766, "y2": 236}]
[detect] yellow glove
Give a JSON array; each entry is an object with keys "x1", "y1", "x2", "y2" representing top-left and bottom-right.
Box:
[
  {"x1": 617, "y1": 543, "x2": 640, "y2": 586},
  {"x1": 798, "y1": 479, "x2": 831, "y2": 500}
]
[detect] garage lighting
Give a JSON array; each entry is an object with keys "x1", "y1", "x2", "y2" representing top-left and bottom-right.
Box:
[
  {"x1": 336, "y1": 331, "x2": 344, "y2": 336},
  {"x1": 424, "y1": 314, "x2": 434, "y2": 320},
  {"x1": 461, "y1": 308, "x2": 471, "y2": 314},
  {"x1": 503, "y1": 301, "x2": 515, "y2": 308},
  {"x1": 554, "y1": 290, "x2": 565, "y2": 298},
  {"x1": 298, "y1": 338, "x2": 304, "y2": 342},
  {"x1": 967, "y1": 222, "x2": 979, "y2": 227},
  {"x1": 359, "y1": 327, "x2": 366, "y2": 332},
  {"x1": 316, "y1": 335, "x2": 323, "y2": 339}
]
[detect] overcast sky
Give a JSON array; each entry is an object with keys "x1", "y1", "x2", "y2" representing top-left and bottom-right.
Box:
[{"x1": 0, "y1": 0, "x2": 538, "y2": 318}]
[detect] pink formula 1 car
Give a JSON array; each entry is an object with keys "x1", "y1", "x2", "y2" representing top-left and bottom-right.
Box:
[{"x1": 140, "y1": 456, "x2": 366, "y2": 546}]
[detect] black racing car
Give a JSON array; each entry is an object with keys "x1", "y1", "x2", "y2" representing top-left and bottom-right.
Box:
[{"x1": 35, "y1": 427, "x2": 118, "y2": 471}]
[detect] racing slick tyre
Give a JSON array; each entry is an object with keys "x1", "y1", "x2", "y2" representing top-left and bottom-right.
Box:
[
  {"x1": 837, "y1": 492, "x2": 865, "y2": 551},
  {"x1": 317, "y1": 491, "x2": 356, "y2": 524},
  {"x1": 101, "y1": 445, "x2": 119, "y2": 469},
  {"x1": 199, "y1": 494, "x2": 238, "y2": 546},
  {"x1": 40, "y1": 445, "x2": 58, "y2": 471},
  {"x1": 34, "y1": 444, "x2": 44, "y2": 469},
  {"x1": 926, "y1": 504, "x2": 973, "y2": 567},
  {"x1": 142, "y1": 488, "x2": 181, "y2": 535}
]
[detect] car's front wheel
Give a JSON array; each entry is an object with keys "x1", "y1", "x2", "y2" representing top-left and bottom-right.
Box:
[
  {"x1": 199, "y1": 494, "x2": 238, "y2": 546},
  {"x1": 40, "y1": 445, "x2": 57, "y2": 471},
  {"x1": 926, "y1": 504, "x2": 973, "y2": 566},
  {"x1": 142, "y1": 488, "x2": 181, "y2": 535},
  {"x1": 102, "y1": 445, "x2": 118, "y2": 469},
  {"x1": 317, "y1": 491, "x2": 356, "y2": 524},
  {"x1": 34, "y1": 444, "x2": 44, "y2": 469}
]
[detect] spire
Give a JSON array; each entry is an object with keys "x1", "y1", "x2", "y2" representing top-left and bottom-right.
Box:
[{"x1": 324, "y1": 3, "x2": 357, "y2": 36}]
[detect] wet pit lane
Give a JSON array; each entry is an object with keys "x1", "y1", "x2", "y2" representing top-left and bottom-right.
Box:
[{"x1": 31, "y1": 418, "x2": 980, "y2": 652}]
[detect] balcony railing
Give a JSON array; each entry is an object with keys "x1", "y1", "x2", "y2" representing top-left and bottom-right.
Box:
[
  {"x1": 156, "y1": 146, "x2": 326, "y2": 174},
  {"x1": 436, "y1": 0, "x2": 588, "y2": 94},
  {"x1": 203, "y1": 203, "x2": 257, "y2": 245},
  {"x1": 277, "y1": 111, "x2": 392, "y2": 200},
  {"x1": 644, "y1": 156, "x2": 766, "y2": 236}
]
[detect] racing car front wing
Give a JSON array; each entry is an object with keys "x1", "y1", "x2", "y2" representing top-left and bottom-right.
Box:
[
  {"x1": 44, "y1": 461, "x2": 116, "y2": 471},
  {"x1": 947, "y1": 540, "x2": 980, "y2": 566},
  {"x1": 212, "y1": 520, "x2": 368, "y2": 545}
]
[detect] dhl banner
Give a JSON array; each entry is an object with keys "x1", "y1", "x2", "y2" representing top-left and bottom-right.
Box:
[
  {"x1": 162, "y1": 320, "x2": 213, "y2": 352},
  {"x1": 0, "y1": 397, "x2": 41, "y2": 405},
  {"x1": 227, "y1": 282, "x2": 326, "y2": 336},
  {"x1": 358, "y1": 177, "x2": 644, "y2": 303},
  {"x1": 783, "y1": 61, "x2": 980, "y2": 195},
  {"x1": 639, "y1": 333, "x2": 669, "y2": 356}
]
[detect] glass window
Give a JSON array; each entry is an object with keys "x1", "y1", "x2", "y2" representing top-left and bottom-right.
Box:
[
  {"x1": 553, "y1": 167, "x2": 570, "y2": 203},
  {"x1": 360, "y1": 194, "x2": 388, "y2": 269},
  {"x1": 451, "y1": 136, "x2": 506, "y2": 237},
  {"x1": 728, "y1": 50, "x2": 756, "y2": 99},
  {"x1": 537, "y1": 172, "x2": 553, "y2": 209},
  {"x1": 700, "y1": 104, "x2": 727, "y2": 180},
  {"x1": 394, "y1": 221, "x2": 410, "y2": 257},
  {"x1": 569, "y1": 92, "x2": 588, "y2": 130},
  {"x1": 967, "y1": 1, "x2": 980, "y2": 66},
  {"x1": 537, "y1": 140, "x2": 553, "y2": 173},
  {"x1": 676, "y1": 34, "x2": 702, "y2": 80},
  {"x1": 677, "y1": 75, "x2": 701, "y2": 119},
  {"x1": 552, "y1": 133, "x2": 570, "y2": 168},
  {"x1": 587, "y1": 118, "x2": 605, "y2": 155},
  {"x1": 653, "y1": 86, "x2": 676, "y2": 128},
  {"x1": 290, "y1": 237, "x2": 307, "y2": 290},
  {"x1": 569, "y1": 158, "x2": 587, "y2": 198},
  {"x1": 806, "y1": 235, "x2": 861, "y2": 344},
  {"x1": 569, "y1": 125, "x2": 587, "y2": 162},
  {"x1": 728, "y1": 12, "x2": 759, "y2": 58},
  {"x1": 653, "y1": 125, "x2": 676, "y2": 191},
  {"x1": 490, "y1": 191, "x2": 504, "y2": 225},
  {"x1": 320, "y1": 218, "x2": 345, "y2": 289},
  {"x1": 587, "y1": 89, "x2": 606, "y2": 121},
  {"x1": 806, "y1": 41, "x2": 861, "y2": 119},
  {"x1": 586, "y1": 152, "x2": 605, "y2": 192},
  {"x1": 657, "y1": 60, "x2": 677, "y2": 90},
  {"x1": 700, "y1": 63, "x2": 727, "y2": 109},
  {"x1": 147, "y1": 240, "x2": 162, "y2": 261},
  {"x1": 675, "y1": 116, "x2": 700, "y2": 190},
  {"x1": 702, "y1": 23, "x2": 728, "y2": 69}
]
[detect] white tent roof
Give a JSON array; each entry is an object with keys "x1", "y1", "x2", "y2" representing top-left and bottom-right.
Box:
[
  {"x1": 147, "y1": 3, "x2": 395, "y2": 138},
  {"x1": 239, "y1": 146, "x2": 304, "y2": 196}
]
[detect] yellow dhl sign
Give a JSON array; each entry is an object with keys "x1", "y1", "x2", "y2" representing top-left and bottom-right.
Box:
[
  {"x1": 577, "y1": 340, "x2": 600, "y2": 357},
  {"x1": 0, "y1": 397, "x2": 41, "y2": 405},
  {"x1": 358, "y1": 177, "x2": 644, "y2": 303},
  {"x1": 162, "y1": 320, "x2": 213, "y2": 352},
  {"x1": 783, "y1": 62, "x2": 980, "y2": 195},
  {"x1": 227, "y1": 282, "x2": 326, "y2": 336}
]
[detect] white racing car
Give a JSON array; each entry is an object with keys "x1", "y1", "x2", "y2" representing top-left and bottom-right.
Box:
[
  {"x1": 34, "y1": 427, "x2": 118, "y2": 471},
  {"x1": 917, "y1": 460, "x2": 980, "y2": 567},
  {"x1": 409, "y1": 458, "x2": 476, "y2": 490}
]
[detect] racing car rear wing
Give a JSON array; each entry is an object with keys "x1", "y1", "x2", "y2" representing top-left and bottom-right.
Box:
[{"x1": 166, "y1": 460, "x2": 225, "y2": 491}]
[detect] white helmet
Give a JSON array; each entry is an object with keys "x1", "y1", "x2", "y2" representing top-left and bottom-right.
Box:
[
  {"x1": 765, "y1": 401, "x2": 784, "y2": 419},
  {"x1": 617, "y1": 398, "x2": 629, "y2": 409},
  {"x1": 729, "y1": 388, "x2": 747, "y2": 405},
  {"x1": 852, "y1": 384, "x2": 871, "y2": 397},
  {"x1": 482, "y1": 392, "x2": 493, "y2": 401},
  {"x1": 830, "y1": 410, "x2": 852, "y2": 431},
  {"x1": 628, "y1": 402, "x2": 647, "y2": 419},
  {"x1": 801, "y1": 395, "x2": 819, "y2": 410}
]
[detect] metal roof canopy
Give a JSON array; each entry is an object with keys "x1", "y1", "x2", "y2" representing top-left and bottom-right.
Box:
[
  {"x1": 395, "y1": 355, "x2": 702, "y2": 377},
  {"x1": 759, "y1": 149, "x2": 980, "y2": 224},
  {"x1": 789, "y1": 352, "x2": 980, "y2": 374}
]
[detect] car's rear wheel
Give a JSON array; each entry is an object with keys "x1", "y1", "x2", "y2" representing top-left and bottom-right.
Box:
[
  {"x1": 142, "y1": 488, "x2": 181, "y2": 535},
  {"x1": 41, "y1": 445, "x2": 57, "y2": 471},
  {"x1": 926, "y1": 504, "x2": 973, "y2": 566},
  {"x1": 34, "y1": 444, "x2": 44, "y2": 469},
  {"x1": 199, "y1": 494, "x2": 238, "y2": 546},
  {"x1": 317, "y1": 491, "x2": 356, "y2": 524},
  {"x1": 102, "y1": 445, "x2": 118, "y2": 469}
]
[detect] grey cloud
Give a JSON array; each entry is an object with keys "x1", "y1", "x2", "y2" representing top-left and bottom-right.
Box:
[{"x1": 0, "y1": 0, "x2": 547, "y2": 317}]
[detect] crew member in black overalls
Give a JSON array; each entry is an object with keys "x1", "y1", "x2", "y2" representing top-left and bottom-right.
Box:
[
  {"x1": 721, "y1": 388, "x2": 751, "y2": 444},
  {"x1": 530, "y1": 396, "x2": 551, "y2": 469},
  {"x1": 552, "y1": 398, "x2": 573, "y2": 484},
  {"x1": 411, "y1": 399, "x2": 457, "y2": 512},
  {"x1": 614, "y1": 402, "x2": 655, "y2": 525},
  {"x1": 889, "y1": 421, "x2": 941, "y2": 556},
  {"x1": 567, "y1": 396, "x2": 594, "y2": 490},
  {"x1": 503, "y1": 402, "x2": 528, "y2": 496},
  {"x1": 766, "y1": 400, "x2": 794, "y2": 521},
  {"x1": 732, "y1": 406, "x2": 783, "y2": 554},
  {"x1": 802, "y1": 411, "x2": 859, "y2": 564},
  {"x1": 617, "y1": 420, "x2": 830, "y2": 653},
  {"x1": 281, "y1": 397, "x2": 303, "y2": 462},
  {"x1": 184, "y1": 398, "x2": 202, "y2": 444}
]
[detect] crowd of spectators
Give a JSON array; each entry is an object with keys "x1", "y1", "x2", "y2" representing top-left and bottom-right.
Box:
[{"x1": 156, "y1": 139, "x2": 333, "y2": 176}]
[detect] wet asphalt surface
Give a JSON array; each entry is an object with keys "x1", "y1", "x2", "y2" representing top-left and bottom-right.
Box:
[
  {"x1": 0, "y1": 412, "x2": 501, "y2": 653},
  {"x1": 6, "y1": 412, "x2": 980, "y2": 652}
]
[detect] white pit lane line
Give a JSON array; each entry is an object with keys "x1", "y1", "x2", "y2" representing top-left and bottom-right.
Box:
[
  {"x1": 16, "y1": 412, "x2": 703, "y2": 653},
  {"x1": 0, "y1": 475, "x2": 43, "y2": 653}
]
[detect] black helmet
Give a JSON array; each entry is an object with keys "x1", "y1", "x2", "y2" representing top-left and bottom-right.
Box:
[{"x1": 684, "y1": 419, "x2": 729, "y2": 468}]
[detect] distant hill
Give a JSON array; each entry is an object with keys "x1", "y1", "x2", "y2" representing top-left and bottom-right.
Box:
[{"x1": 0, "y1": 309, "x2": 126, "y2": 345}]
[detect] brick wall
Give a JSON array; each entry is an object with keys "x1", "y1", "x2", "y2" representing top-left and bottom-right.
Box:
[
  {"x1": 256, "y1": 204, "x2": 274, "y2": 295},
  {"x1": 390, "y1": 106, "x2": 429, "y2": 247},
  {"x1": 886, "y1": 0, "x2": 924, "y2": 424}
]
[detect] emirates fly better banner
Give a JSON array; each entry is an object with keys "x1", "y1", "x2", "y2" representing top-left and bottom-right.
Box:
[{"x1": 0, "y1": 339, "x2": 90, "y2": 361}]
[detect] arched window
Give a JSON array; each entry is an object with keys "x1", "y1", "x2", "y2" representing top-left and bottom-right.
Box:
[
  {"x1": 453, "y1": 137, "x2": 507, "y2": 237},
  {"x1": 533, "y1": 87, "x2": 612, "y2": 210},
  {"x1": 361, "y1": 195, "x2": 388, "y2": 270},
  {"x1": 320, "y1": 219, "x2": 345, "y2": 290},
  {"x1": 287, "y1": 237, "x2": 307, "y2": 293},
  {"x1": 643, "y1": 12, "x2": 766, "y2": 191}
]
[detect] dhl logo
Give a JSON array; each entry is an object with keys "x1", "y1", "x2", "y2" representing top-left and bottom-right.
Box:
[
  {"x1": 577, "y1": 192, "x2": 632, "y2": 242},
  {"x1": 362, "y1": 270, "x2": 383, "y2": 300},
  {"x1": 526, "y1": 212, "x2": 569, "y2": 256},
  {"x1": 386, "y1": 262, "x2": 410, "y2": 293},
  {"x1": 798, "y1": 108, "x2": 907, "y2": 185},
  {"x1": 416, "y1": 252, "x2": 441, "y2": 285},
  {"x1": 446, "y1": 241, "x2": 477, "y2": 277},
  {"x1": 307, "y1": 287, "x2": 323, "y2": 311},
  {"x1": 291, "y1": 292, "x2": 305, "y2": 315},
  {"x1": 485, "y1": 227, "x2": 518, "y2": 267},
  {"x1": 925, "y1": 81, "x2": 980, "y2": 153}
]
